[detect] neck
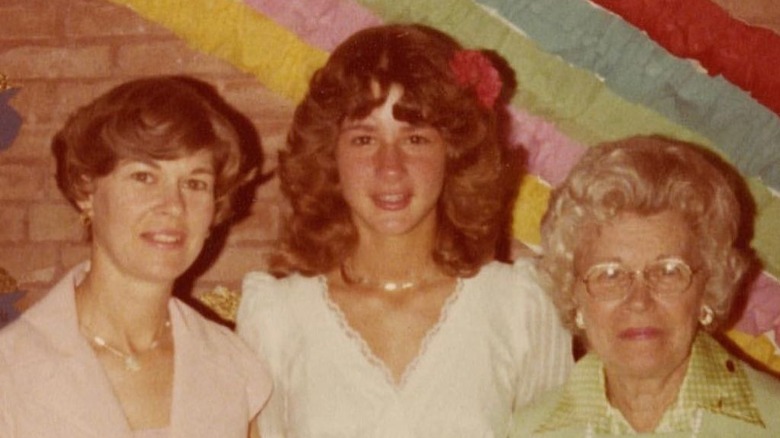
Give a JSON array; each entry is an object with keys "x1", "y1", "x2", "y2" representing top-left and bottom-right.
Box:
[
  {"x1": 75, "y1": 269, "x2": 171, "y2": 349},
  {"x1": 604, "y1": 358, "x2": 690, "y2": 432},
  {"x1": 343, "y1": 231, "x2": 444, "y2": 291}
]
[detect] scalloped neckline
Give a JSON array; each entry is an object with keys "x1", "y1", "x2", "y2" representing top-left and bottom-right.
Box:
[{"x1": 317, "y1": 276, "x2": 464, "y2": 389}]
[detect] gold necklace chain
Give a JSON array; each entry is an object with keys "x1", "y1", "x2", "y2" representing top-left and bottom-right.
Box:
[
  {"x1": 81, "y1": 319, "x2": 171, "y2": 372},
  {"x1": 340, "y1": 261, "x2": 440, "y2": 292}
]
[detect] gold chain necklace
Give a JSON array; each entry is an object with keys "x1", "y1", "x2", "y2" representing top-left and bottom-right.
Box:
[
  {"x1": 81, "y1": 319, "x2": 171, "y2": 372},
  {"x1": 340, "y1": 261, "x2": 439, "y2": 292}
]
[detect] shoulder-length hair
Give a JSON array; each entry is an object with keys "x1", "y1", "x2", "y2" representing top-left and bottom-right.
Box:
[{"x1": 275, "y1": 24, "x2": 518, "y2": 277}]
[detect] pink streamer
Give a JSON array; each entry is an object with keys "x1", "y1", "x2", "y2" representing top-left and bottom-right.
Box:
[
  {"x1": 734, "y1": 273, "x2": 780, "y2": 345},
  {"x1": 244, "y1": 0, "x2": 380, "y2": 50},
  {"x1": 508, "y1": 107, "x2": 586, "y2": 186},
  {"x1": 240, "y1": 1, "x2": 780, "y2": 345},
  {"x1": 243, "y1": 0, "x2": 588, "y2": 186}
]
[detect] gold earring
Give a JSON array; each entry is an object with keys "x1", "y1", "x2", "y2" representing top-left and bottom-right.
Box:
[
  {"x1": 699, "y1": 305, "x2": 714, "y2": 327},
  {"x1": 80, "y1": 210, "x2": 92, "y2": 227}
]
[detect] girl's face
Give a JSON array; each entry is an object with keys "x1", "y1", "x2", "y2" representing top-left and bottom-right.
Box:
[
  {"x1": 79, "y1": 149, "x2": 216, "y2": 286},
  {"x1": 336, "y1": 84, "x2": 448, "y2": 241}
]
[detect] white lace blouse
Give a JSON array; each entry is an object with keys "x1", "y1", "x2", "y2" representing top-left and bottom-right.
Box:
[{"x1": 237, "y1": 259, "x2": 572, "y2": 438}]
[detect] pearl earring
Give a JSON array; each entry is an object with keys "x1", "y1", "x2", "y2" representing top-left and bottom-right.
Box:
[
  {"x1": 699, "y1": 305, "x2": 714, "y2": 327},
  {"x1": 575, "y1": 310, "x2": 585, "y2": 330}
]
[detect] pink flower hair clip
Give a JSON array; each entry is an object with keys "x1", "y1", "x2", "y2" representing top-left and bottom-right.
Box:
[{"x1": 449, "y1": 50, "x2": 503, "y2": 109}]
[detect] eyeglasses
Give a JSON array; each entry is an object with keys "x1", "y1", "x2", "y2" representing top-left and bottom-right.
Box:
[{"x1": 580, "y1": 257, "x2": 695, "y2": 301}]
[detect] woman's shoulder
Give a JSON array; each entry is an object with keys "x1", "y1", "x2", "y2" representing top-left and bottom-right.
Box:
[
  {"x1": 510, "y1": 386, "x2": 565, "y2": 437},
  {"x1": 242, "y1": 271, "x2": 321, "y2": 297},
  {"x1": 744, "y1": 363, "x2": 780, "y2": 420},
  {"x1": 236, "y1": 271, "x2": 324, "y2": 352},
  {"x1": 469, "y1": 258, "x2": 549, "y2": 305},
  {"x1": 239, "y1": 271, "x2": 323, "y2": 314}
]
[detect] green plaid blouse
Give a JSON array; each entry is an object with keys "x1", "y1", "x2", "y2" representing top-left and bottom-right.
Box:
[{"x1": 535, "y1": 333, "x2": 764, "y2": 435}]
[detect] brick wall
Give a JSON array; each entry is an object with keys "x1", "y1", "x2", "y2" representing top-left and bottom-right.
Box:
[{"x1": 0, "y1": 0, "x2": 292, "y2": 311}]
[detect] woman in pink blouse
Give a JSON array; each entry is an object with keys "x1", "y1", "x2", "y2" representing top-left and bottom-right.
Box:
[{"x1": 0, "y1": 76, "x2": 271, "y2": 437}]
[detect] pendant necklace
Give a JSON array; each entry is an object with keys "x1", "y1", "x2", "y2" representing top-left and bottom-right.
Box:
[{"x1": 81, "y1": 319, "x2": 171, "y2": 372}]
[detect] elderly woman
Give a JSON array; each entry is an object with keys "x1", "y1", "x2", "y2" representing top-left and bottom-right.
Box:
[
  {"x1": 512, "y1": 136, "x2": 780, "y2": 437},
  {"x1": 0, "y1": 76, "x2": 271, "y2": 437}
]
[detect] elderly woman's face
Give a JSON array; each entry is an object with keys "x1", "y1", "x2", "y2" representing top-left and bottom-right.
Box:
[{"x1": 575, "y1": 210, "x2": 705, "y2": 381}]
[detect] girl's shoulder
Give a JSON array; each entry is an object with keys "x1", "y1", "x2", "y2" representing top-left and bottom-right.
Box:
[
  {"x1": 467, "y1": 258, "x2": 547, "y2": 303},
  {"x1": 241, "y1": 271, "x2": 323, "y2": 308}
]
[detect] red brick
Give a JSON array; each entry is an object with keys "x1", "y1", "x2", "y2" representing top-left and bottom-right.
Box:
[
  {"x1": 0, "y1": 0, "x2": 292, "y2": 297},
  {"x1": 44, "y1": 170, "x2": 69, "y2": 202},
  {"x1": 10, "y1": 81, "x2": 115, "y2": 125},
  {"x1": 199, "y1": 245, "x2": 271, "y2": 283},
  {"x1": 65, "y1": 0, "x2": 170, "y2": 39},
  {"x1": 0, "y1": 125, "x2": 58, "y2": 161},
  {"x1": 257, "y1": 129, "x2": 287, "y2": 163},
  {"x1": 0, "y1": 46, "x2": 112, "y2": 80},
  {"x1": 221, "y1": 80, "x2": 295, "y2": 120},
  {"x1": 0, "y1": 204, "x2": 26, "y2": 242},
  {"x1": 254, "y1": 175, "x2": 284, "y2": 202},
  {"x1": 60, "y1": 243, "x2": 91, "y2": 268},
  {"x1": 116, "y1": 41, "x2": 240, "y2": 76},
  {"x1": 227, "y1": 202, "x2": 283, "y2": 244},
  {"x1": 0, "y1": 0, "x2": 47, "y2": 6},
  {"x1": 0, "y1": 164, "x2": 46, "y2": 200},
  {"x1": 0, "y1": 244, "x2": 58, "y2": 283},
  {"x1": 29, "y1": 202, "x2": 83, "y2": 242},
  {"x1": 0, "y1": 2, "x2": 57, "y2": 41}
]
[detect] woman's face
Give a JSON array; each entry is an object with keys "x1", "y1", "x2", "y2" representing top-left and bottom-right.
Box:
[
  {"x1": 575, "y1": 210, "x2": 705, "y2": 382},
  {"x1": 79, "y1": 149, "x2": 216, "y2": 285},
  {"x1": 336, "y1": 84, "x2": 448, "y2": 240}
]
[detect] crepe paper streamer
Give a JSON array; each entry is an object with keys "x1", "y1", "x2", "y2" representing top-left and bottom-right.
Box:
[
  {"x1": 472, "y1": 0, "x2": 780, "y2": 192},
  {"x1": 245, "y1": 0, "x2": 380, "y2": 51},
  {"x1": 511, "y1": 174, "x2": 550, "y2": 246},
  {"x1": 250, "y1": 0, "x2": 780, "y2": 280},
  {"x1": 354, "y1": 0, "x2": 780, "y2": 272},
  {"x1": 104, "y1": 0, "x2": 780, "y2": 373},
  {"x1": 726, "y1": 330, "x2": 780, "y2": 375},
  {"x1": 108, "y1": 0, "x2": 328, "y2": 102},
  {"x1": 508, "y1": 107, "x2": 585, "y2": 186},
  {"x1": 593, "y1": 0, "x2": 780, "y2": 116},
  {"x1": 0, "y1": 88, "x2": 22, "y2": 151},
  {"x1": 356, "y1": 0, "x2": 718, "y2": 151},
  {"x1": 110, "y1": 0, "x2": 780, "y2": 280},
  {"x1": 749, "y1": 179, "x2": 780, "y2": 279},
  {"x1": 245, "y1": 0, "x2": 588, "y2": 187},
  {"x1": 710, "y1": 0, "x2": 780, "y2": 34},
  {"x1": 733, "y1": 273, "x2": 780, "y2": 340}
]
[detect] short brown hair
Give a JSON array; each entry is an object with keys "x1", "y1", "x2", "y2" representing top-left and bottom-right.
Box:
[{"x1": 52, "y1": 75, "x2": 257, "y2": 226}]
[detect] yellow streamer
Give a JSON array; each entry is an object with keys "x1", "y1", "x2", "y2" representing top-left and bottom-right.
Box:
[{"x1": 108, "y1": 0, "x2": 328, "y2": 102}]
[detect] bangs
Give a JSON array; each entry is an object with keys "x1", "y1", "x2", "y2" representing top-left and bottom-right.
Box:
[{"x1": 341, "y1": 78, "x2": 437, "y2": 127}]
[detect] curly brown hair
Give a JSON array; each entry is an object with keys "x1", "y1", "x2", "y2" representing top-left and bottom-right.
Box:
[
  {"x1": 276, "y1": 24, "x2": 519, "y2": 277},
  {"x1": 52, "y1": 75, "x2": 257, "y2": 227},
  {"x1": 539, "y1": 136, "x2": 755, "y2": 333}
]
